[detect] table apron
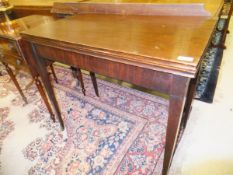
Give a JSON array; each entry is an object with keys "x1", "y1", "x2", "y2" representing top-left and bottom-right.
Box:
[{"x1": 36, "y1": 44, "x2": 173, "y2": 94}]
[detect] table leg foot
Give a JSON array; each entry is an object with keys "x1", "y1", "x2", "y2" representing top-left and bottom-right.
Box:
[
  {"x1": 162, "y1": 76, "x2": 190, "y2": 175},
  {"x1": 50, "y1": 64, "x2": 58, "y2": 83},
  {"x1": 71, "y1": 66, "x2": 86, "y2": 95},
  {"x1": 90, "y1": 72, "x2": 99, "y2": 97},
  {"x1": 34, "y1": 76, "x2": 55, "y2": 122}
]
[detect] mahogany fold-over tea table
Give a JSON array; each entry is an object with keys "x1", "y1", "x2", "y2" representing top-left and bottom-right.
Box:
[{"x1": 20, "y1": 1, "x2": 223, "y2": 174}]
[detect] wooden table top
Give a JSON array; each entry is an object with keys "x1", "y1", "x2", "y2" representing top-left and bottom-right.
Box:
[
  {"x1": 21, "y1": 14, "x2": 217, "y2": 77},
  {"x1": 0, "y1": 15, "x2": 55, "y2": 40}
]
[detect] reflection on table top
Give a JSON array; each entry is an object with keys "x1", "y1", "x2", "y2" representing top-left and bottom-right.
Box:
[
  {"x1": 21, "y1": 14, "x2": 217, "y2": 77},
  {"x1": 0, "y1": 15, "x2": 56, "y2": 40}
]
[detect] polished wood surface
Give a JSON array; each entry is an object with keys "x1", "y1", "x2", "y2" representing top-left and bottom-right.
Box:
[
  {"x1": 0, "y1": 15, "x2": 55, "y2": 40},
  {"x1": 21, "y1": 14, "x2": 216, "y2": 78}
]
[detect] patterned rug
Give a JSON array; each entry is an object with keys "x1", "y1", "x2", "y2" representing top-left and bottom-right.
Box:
[{"x1": 0, "y1": 65, "x2": 167, "y2": 175}]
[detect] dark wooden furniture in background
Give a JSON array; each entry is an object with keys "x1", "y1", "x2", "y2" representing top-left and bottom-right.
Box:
[
  {"x1": 0, "y1": 15, "x2": 57, "y2": 120},
  {"x1": 0, "y1": 1, "x2": 99, "y2": 106},
  {"x1": 0, "y1": 3, "x2": 14, "y2": 20},
  {"x1": 213, "y1": 0, "x2": 233, "y2": 49},
  {"x1": 20, "y1": 1, "x2": 224, "y2": 174},
  {"x1": 9, "y1": 0, "x2": 53, "y2": 18},
  {"x1": 12, "y1": 5, "x2": 52, "y2": 18}
]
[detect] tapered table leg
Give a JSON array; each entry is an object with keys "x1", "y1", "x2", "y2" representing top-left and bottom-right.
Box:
[
  {"x1": 34, "y1": 76, "x2": 55, "y2": 122},
  {"x1": 76, "y1": 68, "x2": 86, "y2": 96},
  {"x1": 70, "y1": 66, "x2": 77, "y2": 78},
  {"x1": 2, "y1": 62, "x2": 28, "y2": 104},
  {"x1": 31, "y1": 44, "x2": 64, "y2": 130},
  {"x1": 181, "y1": 75, "x2": 198, "y2": 129},
  {"x1": 162, "y1": 75, "x2": 190, "y2": 175},
  {"x1": 49, "y1": 64, "x2": 58, "y2": 83},
  {"x1": 71, "y1": 67, "x2": 86, "y2": 96},
  {"x1": 71, "y1": 67, "x2": 99, "y2": 97},
  {"x1": 90, "y1": 72, "x2": 99, "y2": 97}
]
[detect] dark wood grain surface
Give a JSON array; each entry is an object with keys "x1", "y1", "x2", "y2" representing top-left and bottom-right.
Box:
[{"x1": 21, "y1": 14, "x2": 216, "y2": 77}]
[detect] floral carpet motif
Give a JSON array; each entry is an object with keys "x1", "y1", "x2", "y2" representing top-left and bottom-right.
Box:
[
  {"x1": 0, "y1": 68, "x2": 16, "y2": 149},
  {"x1": 0, "y1": 71, "x2": 18, "y2": 158},
  {"x1": 0, "y1": 65, "x2": 167, "y2": 175},
  {"x1": 0, "y1": 107, "x2": 14, "y2": 155}
]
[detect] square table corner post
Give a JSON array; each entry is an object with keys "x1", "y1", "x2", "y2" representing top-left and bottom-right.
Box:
[
  {"x1": 162, "y1": 74, "x2": 191, "y2": 175},
  {"x1": 20, "y1": 39, "x2": 64, "y2": 130}
]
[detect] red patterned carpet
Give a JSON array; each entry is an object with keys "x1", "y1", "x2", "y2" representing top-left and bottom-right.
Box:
[{"x1": 0, "y1": 66, "x2": 167, "y2": 175}]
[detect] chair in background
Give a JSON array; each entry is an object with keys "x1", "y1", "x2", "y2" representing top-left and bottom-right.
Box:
[{"x1": 0, "y1": 15, "x2": 61, "y2": 121}]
